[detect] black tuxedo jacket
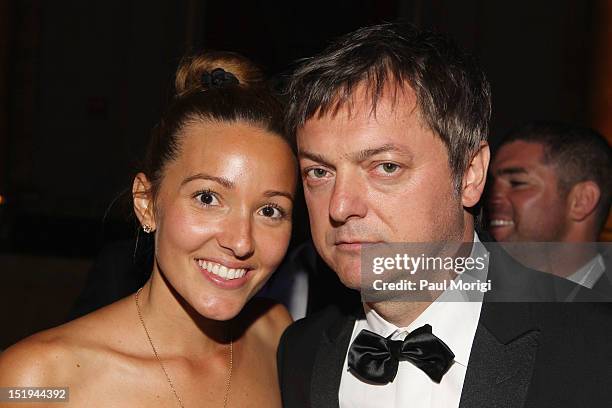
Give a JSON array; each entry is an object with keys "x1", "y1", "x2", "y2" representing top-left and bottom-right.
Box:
[{"x1": 277, "y1": 241, "x2": 612, "y2": 408}]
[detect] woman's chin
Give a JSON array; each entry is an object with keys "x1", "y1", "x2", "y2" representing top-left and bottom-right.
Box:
[{"x1": 193, "y1": 296, "x2": 246, "y2": 321}]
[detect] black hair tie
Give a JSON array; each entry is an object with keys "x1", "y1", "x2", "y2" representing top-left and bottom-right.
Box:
[{"x1": 201, "y1": 68, "x2": 240, "y2": 88}]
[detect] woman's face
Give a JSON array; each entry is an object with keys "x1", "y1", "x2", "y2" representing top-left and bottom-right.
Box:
[{"x1": 140, "y1": 121, "x2": 296, "y2": 321}]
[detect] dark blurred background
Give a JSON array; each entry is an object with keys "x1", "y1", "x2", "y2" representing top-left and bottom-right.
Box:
[{"x1": 1, "y1": 0, "x2": 611, "y2": 348}]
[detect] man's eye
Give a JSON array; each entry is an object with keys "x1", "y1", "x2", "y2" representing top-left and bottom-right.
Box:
[
  {"x1": 258, "y1": 205, "x2": 285, "y2": 219},
  {"x1": 196, "y1": 191, "x2": 220, "y2": 206},
  {"x1": 510, "y1": 180, "x2": 527, "y2": 188},
  {"x1": 306, "y1": 168, "x2": 329, "y2": 179},
  {"x1": 377, "y1": 162, "x2": 400, "y2": 174}
]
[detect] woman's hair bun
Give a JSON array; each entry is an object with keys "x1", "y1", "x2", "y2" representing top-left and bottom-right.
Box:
[{"x1": 174, "y1": 50, "x2": 264, "y2": 97}]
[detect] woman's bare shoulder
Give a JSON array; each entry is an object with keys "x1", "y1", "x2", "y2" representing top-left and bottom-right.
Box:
[
  {"x1": 0, "y1": 324, "x2": 82, "y2": 386},
  {"x1": 0, "y1": 296, "x2": 136, "y2": 387}
]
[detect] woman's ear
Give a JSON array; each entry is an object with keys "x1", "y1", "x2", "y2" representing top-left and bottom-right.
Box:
[
  {"x1": 133, "y1": 173, "x2": 156, "y2": 231},
  {"x1": 462, "y1": 141, "x2": 490, "y2": 208}
]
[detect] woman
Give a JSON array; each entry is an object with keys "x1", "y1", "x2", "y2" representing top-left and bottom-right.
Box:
[{"x1": 0, "y1": 51, "x2": 296, "y2": 407}]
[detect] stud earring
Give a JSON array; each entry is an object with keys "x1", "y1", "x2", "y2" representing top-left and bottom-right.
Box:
[{"x1": 142, "y1": 224, "x2": 153, "y2": 234}]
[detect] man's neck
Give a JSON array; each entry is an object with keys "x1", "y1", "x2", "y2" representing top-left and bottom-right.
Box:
[
  {"x1": 367, "y1": 301, "x2": 431, "y2": 328},
  {"x1": 547, "y1": 245, "x2": 599, "y2": 278},
  {"x1": 366, "y1": 225, "x2": 477, "y2": 328}
]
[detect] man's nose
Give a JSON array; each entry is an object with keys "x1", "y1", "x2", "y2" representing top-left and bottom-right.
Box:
[
  {"x1": 217, "y1": 211, "x2": 255, "y2": 259},
  {"x1": 328, "y1": 173, "x2": 368, "y2": 224}
]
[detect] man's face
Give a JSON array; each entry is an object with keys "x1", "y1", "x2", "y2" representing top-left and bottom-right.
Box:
[
  {"x1": 488, "y1": 141, "x2": 569, "y2": 242},
  {"x1": 297, "y1": 86, "x2": 465, "y2": 289}
]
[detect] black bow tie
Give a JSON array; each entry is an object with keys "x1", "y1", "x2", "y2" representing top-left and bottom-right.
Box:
[{"x1": 347, "y1": 324, "x2": 455, "y2": 384}]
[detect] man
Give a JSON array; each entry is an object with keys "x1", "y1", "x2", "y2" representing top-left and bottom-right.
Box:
[
  {"x1": 488, "y1": 122, "x2": 612, "y2": 289},
  {"x1": 278, "y1": 23, "x2": 612, "y2": 407}
]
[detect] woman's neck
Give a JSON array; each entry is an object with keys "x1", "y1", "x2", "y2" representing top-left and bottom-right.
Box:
[{"x1": 136, "y1": 270, "x2": 232, "y2": 357}]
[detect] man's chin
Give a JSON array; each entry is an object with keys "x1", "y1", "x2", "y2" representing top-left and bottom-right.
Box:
[
  {"x1": 491, "y1": 229, "x2": 514, "y2": 242},
  {"x1": 335, "y1": 266, "x2": 362, "y2": 290},
  {"x1": 322, "y1": 252, "x2": 363, "y2": 289}
]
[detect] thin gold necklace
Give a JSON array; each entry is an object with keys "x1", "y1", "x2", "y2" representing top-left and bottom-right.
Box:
[{"x1": 135, "y1": 288, "x2": 233, "y2": 408}]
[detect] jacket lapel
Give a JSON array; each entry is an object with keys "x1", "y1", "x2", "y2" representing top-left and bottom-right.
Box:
[
  {"x1": 310, "y1": 308, "x2": 359, "y2": 408},
  {"x1": 459, "y1": 238, "x2": 542, "y2": 408},
  {"x1": 459, "y1": 302, "x2": 540, "y2": 408},
  {"x1": 308, "y1": 235, "x2": 550, "y2": 408}
]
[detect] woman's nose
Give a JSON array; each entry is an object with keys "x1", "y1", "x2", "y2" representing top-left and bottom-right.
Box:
[{"x1": 217, "y1": 212, "x2": 255, "y2": 259}]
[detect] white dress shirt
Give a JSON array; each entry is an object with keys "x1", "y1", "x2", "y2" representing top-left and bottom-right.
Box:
[
  {"x1": 339, "y1": 234, "x2": 489, "y2": 408},
  {"x1": 566, "y1": 254, "x2": 606, "y2": 289}
]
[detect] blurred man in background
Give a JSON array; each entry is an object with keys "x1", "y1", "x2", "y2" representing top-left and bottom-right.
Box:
[{"x1": 488, "y1": 121, "x2": 612, "y2": 289}]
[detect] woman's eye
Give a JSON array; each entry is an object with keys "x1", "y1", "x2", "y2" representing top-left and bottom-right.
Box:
[
  {"x1": 258, "y1": 205, "x2": 284, "y2": 219},
  {"x1": 306, "y1": 168, "x2": 329, "y2": 179},
  {"x1": 377, "y1": 162, "x2": 400, "y2": 174},
  {"x1": 196, "y1": 191, "x2": 220, "y2": 206}
]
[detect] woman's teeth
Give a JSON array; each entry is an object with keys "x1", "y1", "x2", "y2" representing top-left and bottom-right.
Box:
[
  {"x1": 197, "y1": 259, "x2": 247, "y2": 280},
  {"x1": 490, "y1": 219, "x2": 515, "y2": 227}
]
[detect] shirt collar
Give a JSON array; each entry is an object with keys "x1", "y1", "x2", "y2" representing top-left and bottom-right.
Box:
[
  {"x1": 566, "y1": 253, "x2": 606, "y2": 289},
  {"x1": 363, "y1": 232, "x2": 487, "y2": 367}
]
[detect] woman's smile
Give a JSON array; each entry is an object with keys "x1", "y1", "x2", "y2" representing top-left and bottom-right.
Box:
[{"x1": 195, "y1": 257, "x2": 254, "y2": 289}]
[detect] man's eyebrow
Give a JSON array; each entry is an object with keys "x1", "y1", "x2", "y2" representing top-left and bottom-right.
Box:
[
  {"x1": 299, "y1": 144, "x2": 412, "y2": 168},
  {"x1": 181, "y1": 173, "x2": 234, "y2": 189},
  {"x1": 496, "y1": 167, "x2": 528, "y2": 176},
  {"x1": 264, "y1": 190, "x2": 294, "y2": 203},
  {"x1": 350, "y1": 144, "x2": 411, "y2": 162},
  {"x1": 298, "y1": 151, "x2": 336, "y2": 169}
]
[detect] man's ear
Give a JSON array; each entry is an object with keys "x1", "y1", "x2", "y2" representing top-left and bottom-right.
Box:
[
  {"x1": 133, "y1": 173, "x2": 156, "y2": 231},
  {"x1": 567, "y1": 181, "x2": 600, "y2": 222},
  {"x1": 461, "y1": 141, "x2": 490, "y2": 208}
]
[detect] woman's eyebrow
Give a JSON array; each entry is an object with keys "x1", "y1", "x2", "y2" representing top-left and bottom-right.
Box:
[
  {"x1": 264, "y1": 190, "x2": 294, "y2": 203},
  {"x1": 181, "y1": 173, "x2": 234, "y2": 189}
]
